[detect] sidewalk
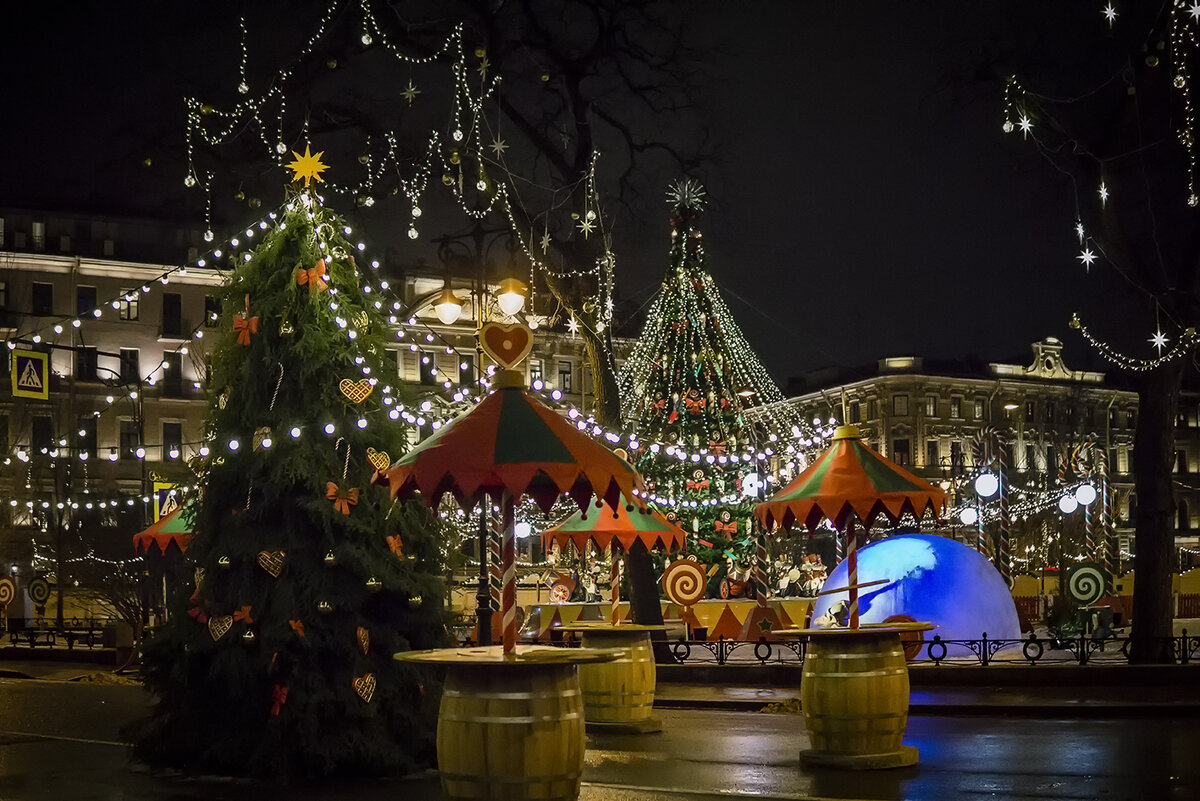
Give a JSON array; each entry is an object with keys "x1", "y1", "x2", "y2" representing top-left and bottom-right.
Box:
[
  {"x1": 655, "y1": 681, "x2": 1200, "y2": 716},
  {"x1": 0, "y1": 659, "x2": 122, "y2": 681}
]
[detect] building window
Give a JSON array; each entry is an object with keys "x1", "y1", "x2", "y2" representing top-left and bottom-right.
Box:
[
  {"x1": 924, "y1": 395, "x2": 937, "y2": 417},
  {"x1": 1177, "y1": 450, "x2": 1188, "y2": 474},
  {"x1": 892, "y1": 438, "x2": 911, "y2": 466},
  {"x1": 119, "y1": 288, "x2": 139, "y2": 321},
  {"x1": 78, "y1": 417, "x2": 97, "y2": 456},
  {"x1": 162, "y1": 352, "x2": 183, "y2": 397},
  {"x1": 1128, "y1": 408, "x2": 1137, "y2": 429},
  {"x1": 950, "y1": 440, "x2": 964, "y2": 470},
  {"x1": 926, "y1": 440, "x2": 938, "y2": 467},
  {"x1": 31, "y1": 221, "x2": 45, "y2": 251},
  {"x1": 31, "y1": 415, "x2": 53, "y2": 453},
  {"x1": 459, "y1": 354, "x2": 475, "y2": 388},
  {"x1": 867, "y1": 399, "x2": 878, "y2": 419},
  {"x1": 1118, "y1": 446, "x2": 1129, "y2": 474},
  {"x1": 162, "y1": 422, "x2": 183, "y2": 461},
  {"x1": 950, "y1": 397, "x2": 961, "y2": 418},
  {"x1": 119, "y1": 419, "x2": 140, "y2": 460},
  {"x1": 204, "y1": 295, "x2": 221, "y2": 327},
  {"x1": 974, "y1": 397, "x2": 985, "y2": 419},
  {"x1": 529, "y1": 358, "x2": 544, "y2": 385},
  {"x1": 162, "y1": 293, "x2": 182, "y2": 337},
  {"x1": 849, "y1": 401, "x2": 861, "y2": 424},
  {"x1": 558, "y1": 361, "x2": 573, "y2": 393},
  {"x1": 76, "y1": 285, "x2": 97, "y2": 316},
  {"x1": 31, "y1": 282, "x2": 53, "y2": 316},
  {"x1": 419, "y1": 351, "x2": 437, "y2": 386},
  {"x1": 120, "y1": 348, "x2": 140, "y2": 384},
  {"x1": 1024, "y1": 400, "x2": 1035, "y2": 420},
  {"x1": 1179, "y1": 499, "x2": 1191, "y2": 531},
  {"x1": 1024, "y1": 444, "x2": 1035, "y2": 472},
  {"x1": 75, "y1": 346, "x2": 98, "y2": 381},
  {"x1": 0, "y1": 281, "x2": 7, "y2": 309},
  {"x1": 1110, "y1": 408, "x2": 1120, "y2": 428},
  {"x1": 892, "y1": 395, "x2": 909, "y2": 416}
]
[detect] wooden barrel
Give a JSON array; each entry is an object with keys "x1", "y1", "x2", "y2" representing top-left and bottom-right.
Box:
[
  {"x1": 800, "y1": 631, "x2": 909, "y2": 757},
  {"x1": 438, "y1": 663, "x2": 585, "y2": 801},
  {"x1": 576, "y1": 629, "x2": 656, "y2": 724}
]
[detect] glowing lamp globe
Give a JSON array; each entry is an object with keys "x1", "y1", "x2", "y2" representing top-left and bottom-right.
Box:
[
  {"x1": 811, "y1": 534, "x2": 1020, "y2": 654},
  {"x1": 1058, "y1": 494, "x2": 1079, "y2": 514},
  {"x1": 432, "y1": 285, "x2": 463, "y2": 325},
  {"x1": 495, "y1": 277, "x2": 527, "y2": 317},
  {"x1": 958, "y1": 507, "x2": 978, "y2": 525},
  {"x1": 514, "y1": 522, "x2": 532, "y2": 539},
  {"x1": 1074, "y1": 483, "x2": 1098, "y2": 506},
  {"x1": 974, "y1": 472, "x2": 999, "y2": 498}
]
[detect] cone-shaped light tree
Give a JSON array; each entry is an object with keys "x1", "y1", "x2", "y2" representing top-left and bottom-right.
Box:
[
  {"x1": 619, "y1": 180, "x2": 812, "y2": 590},
  {"x1": 134, "y1": 188, "x2": 447, "y2": 778}
]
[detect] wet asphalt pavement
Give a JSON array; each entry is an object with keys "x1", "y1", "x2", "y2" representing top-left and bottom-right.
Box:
[{"x1": 0, "y1": 677, "x2": 1198, "y2": 800}]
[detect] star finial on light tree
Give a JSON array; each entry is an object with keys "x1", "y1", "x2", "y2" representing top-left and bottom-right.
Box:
[
  {"x1": 1149, "y1": 329, "x2": 1169, "y2": 354},
  {"x1": 287, "y1": 145, "x2": 329, "y2": 188}
]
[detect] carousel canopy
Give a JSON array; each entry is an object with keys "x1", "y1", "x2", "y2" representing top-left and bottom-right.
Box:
[
  {"x1": 381, "y1": 382, "x2": 641, "y2": 512},
  {"x1": 756, "y1": 425, "x2": 946, "y2": 531},
  {"x1": 542, "y1": 498, "x2": 686, "y2": 553},
  {"x1": 132, "y1": 506, "x2": 192, "y2": 555}
]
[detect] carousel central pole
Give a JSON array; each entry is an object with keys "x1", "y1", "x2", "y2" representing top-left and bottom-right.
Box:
[
  {"x1": 846, "y1": 516, "x2": 859, "y2": 628},
  {"x1": 610, "y1": 541, "x2": 622, "y2": 625},
  {"x1": 475, "y1": 501, "x2": 492, "y2": 646}
]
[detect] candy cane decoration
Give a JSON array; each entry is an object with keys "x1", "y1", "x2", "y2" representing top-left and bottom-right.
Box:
[
  {"x1": 997, "y1": 433, "x2": 1010, "y2": 586},
  {"x1": 834, "y1": 526, "x2": 845, "y2": 564},
  {"x1": 500, "y1": 491, "x2": 517, "y2": 655},
  {"x1": 1096, "y1": 447, "x2": 1113, "y2": 592},
  {"x1": 609, "y1": 542, "x2": 622, "y2": 625},
  {"x1": 846, "y1": 516, "x2": 860, "y2": 628},
  {"x1": 972, "y1": 429, "x2": 987, "y2": 554},
  {"x1": 755, "y1": 529, "x2": 769, "y2": 609},
  {"x1": 1076, "y1": 443, "x2": 1095, "y2": 559}
]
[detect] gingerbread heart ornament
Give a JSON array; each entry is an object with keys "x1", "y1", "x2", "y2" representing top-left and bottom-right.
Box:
[
  {"x1": 480, "y1": 322, "x2": 533, "y2": 370},
  {"x1": 356, "y1": 626, "x2": 370, "y2": 655},
  {"x1": 257, "y1": 550, "x2": 286, "y2": 578},
  {"x1": 353, "y1": 672, "x2": 376, "y2": 703},
  {"x1": 208, "y1": 615, "x2": 233, "y2": 641},
  {"x1": 366, "y1": 448, "x2": 391, "y2": 472},
  {"x1": 339, "y1": 379, "x2": 373, "y2": 404}
]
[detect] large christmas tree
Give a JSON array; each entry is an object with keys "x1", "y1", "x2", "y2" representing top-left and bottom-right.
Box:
[
  {"x1": 134, "y1": 185, "x2": 447, "y2": 778},
  {"x1": 619, "y1": 181, "x2": 807, "y2": 594}
]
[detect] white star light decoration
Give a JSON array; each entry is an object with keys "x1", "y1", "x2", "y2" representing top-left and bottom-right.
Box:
[
  {"x1": 490, "y1": 137, "x2": 508, "y2": 157},
  {"x1": 666, "y1": 178, "x2": 707, "y2": 210},
  {"x1": 566, "y1": 316, "x2": 580, "y2": 337},
  {"x1": 1075, "y1": 221, "x2": 1085, "y2": 243},
  {"x1": 1191, "y1": 1, "x2": 1200, "y2": 21},
  {"x1": 1017, "y1": 114, "x2": 1033, "y2": 138},
  {"x1": 1099, "y1": 181, "x2": 1109, "y2": 205},
  {"x1": 1150, "y1": 329, "x2": 1169, "y2": 353},
  {"x1": 1078, "y1": 248, "x2": 1097, "y2": 270},
  {"x1": 1102, "y1": 3, "x2": 1117, "y2": 28},
  {"x1": 401, "y1": 81, "x2": 420, "y2": 104},
  {"x1": 539, "y1": 231, "x2": 552, "y2": 254}
]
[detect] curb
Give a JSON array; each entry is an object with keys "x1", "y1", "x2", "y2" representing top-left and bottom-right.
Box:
[{"x1": 653, "y1": 696, "x2": 1200, "y2": 717}]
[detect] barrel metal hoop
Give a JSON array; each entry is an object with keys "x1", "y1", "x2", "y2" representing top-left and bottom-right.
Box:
[
  {"x1": 443, "y1": 689, "x2": 580, "y2": 700},
  {"x1": 807, "y1": 712, "x2": 908, "y2": 720},
  {"x1": 441, "y1": 770, "x2": 582, "y2": 784},
  {"x1": 805, "y1": 651, "x2": 905, "y2": 660},
  {"x1": 802, "y1": 668, "x2": 908, "y2": 679},
  {"x1": 441, "y1": 712, "x2": 582, "y2": 723}
]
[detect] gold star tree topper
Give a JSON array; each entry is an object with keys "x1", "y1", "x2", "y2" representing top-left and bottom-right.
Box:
[{"x1": 287, "y1": 145, "x2": 329, "y2": 187}]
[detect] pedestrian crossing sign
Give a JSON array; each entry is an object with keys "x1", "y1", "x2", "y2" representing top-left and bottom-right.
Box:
[
  {"x1": 154, "y1": 482, "x2": 178, "y2": 522},
  {"x1": 10, "y1": 349, "x2": 48, "y2": 400}
]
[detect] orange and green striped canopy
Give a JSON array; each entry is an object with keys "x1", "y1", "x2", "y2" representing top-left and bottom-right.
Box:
[
  {"x1": 132, "y1": 506, "x2": 193, "y2": 555},
  {"x1": 542, "y1": 497, "x2": 686, "y2": 553},
  {"x1": 382, "y1": 384, "x2": 641, "y2": 513},
  {"x1": 755, "y1": 425, "x2": 946, "y2": 531}
]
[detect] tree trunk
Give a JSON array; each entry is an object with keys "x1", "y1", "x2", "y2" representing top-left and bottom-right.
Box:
[
  {"x1": 54, "y1": 520, "x2": 65, "y2": 630},
  {"x1": 581, "y1": 325, "x2": 621, "y2": 427},
  {"x1": 1129, "y1": 360, "x2": 1184, "y2": 663}
]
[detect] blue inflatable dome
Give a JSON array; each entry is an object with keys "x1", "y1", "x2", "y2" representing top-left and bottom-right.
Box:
[{"x1": 811, "y1": 534, "x2": 1020, "y2": 648}]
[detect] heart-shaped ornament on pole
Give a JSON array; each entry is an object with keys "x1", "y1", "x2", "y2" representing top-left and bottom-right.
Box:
[{"x1": 480, "y1": 322, "x2": 533, "y2": 370}]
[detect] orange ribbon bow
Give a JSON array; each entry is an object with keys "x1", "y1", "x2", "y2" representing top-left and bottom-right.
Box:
[
  {"x1": 233, "y1": 605, "x2": 254, "y2": 624},
  {"x1": 288, "y1": 619, "x2": 305, "y2": 638},
  {"x1": 685, "y1": 479, "x2": 710, "y2": 492},
  {"x1": 233, "y1": 314, "x2": 259, "y2": 346},
  {"x1": 386, "y1": 534, "x2": 404, "y2": 557},
  {"x1": 296, "y1": 261, "x2": 329, "y2": 293},
  {"x1": 326, "y1": 482, "x2": 359, "y2": 515},
  {"x1": 714, "y1": 520, "x2": 738, "y2": 534},
  {"x1": 271, "y1": 684, "x2": 288, "y2": 716}
]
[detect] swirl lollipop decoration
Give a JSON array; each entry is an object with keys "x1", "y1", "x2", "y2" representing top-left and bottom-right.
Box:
[
  {"x1": 0, "y1": 577, "x2": 15, "y2": 607},
  {"x1": 663, "y1": 559, "x2": 707, "y2": 607},
  {"x1": 27, "y1": 577, "x2": 51, "y2": 607},
  {"x1": 1066, "y1": 562, "x2": 1106, "y2": 606}
]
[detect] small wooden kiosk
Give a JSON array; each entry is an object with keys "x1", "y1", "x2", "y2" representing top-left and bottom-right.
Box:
[{"x1": 757, "y1": 424, "x2": 946, "y2": 769}]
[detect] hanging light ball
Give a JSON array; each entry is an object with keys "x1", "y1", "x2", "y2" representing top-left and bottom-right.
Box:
[
  {"x1": 365, "y1": 576, "x2": 382, "y2": 592},
  {"x1": 1074, "y1": 484, "x2": 1098, "y2": 506},
  {"x1": 324, "y1": 551, "x2": 337, "y2": 567},
  {"x1": 974, "y1": 472, "x2": 999, "y2": 498},
  {"x1": 1058, "y1": 494, "x2": 1079, "y2": 514},
  {"x1": 317, "y1": 600, "x2": 333, "y2": 614},
  {"x1": 958, "y1": 507, "x2": 979, "y2": 525}
]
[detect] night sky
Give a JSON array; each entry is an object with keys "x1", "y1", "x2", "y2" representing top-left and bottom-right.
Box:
[{"x1": 0, "y1": 2, "x2": 1132, "y2": 383}]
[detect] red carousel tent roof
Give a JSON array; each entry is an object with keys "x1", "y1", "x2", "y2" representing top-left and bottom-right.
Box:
[
  {"x1": 542, "y1": 498, "x2": 686, "y2": 553},
  {"x1": 756, "y1": 425, "x2": 947, "y2": 531},
  {"x1": 381, "y1": 383, "x2": 641, "y2": 512},
  {"x1": 132, "y1": 506, "x2": 192, "y2": 555}
]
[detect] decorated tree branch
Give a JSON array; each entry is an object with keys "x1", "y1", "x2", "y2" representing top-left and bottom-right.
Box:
[{"x1": 133, "y1": 175, "x2": 447, "y2": 777}]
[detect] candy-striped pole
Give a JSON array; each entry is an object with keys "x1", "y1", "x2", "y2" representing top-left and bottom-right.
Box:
[
  {"x1": 847, "y1": 516, "x2": 860, "y2": 628},
  {"x1": 500, "y1": 491, "x2": 517, "y2": 655},
  {"x1": 610, "y1": 542, "x2": 622, "y2": 625},
  {"x1": 973, "y1": 429, "x2": 986, "y2": 554},
  {"x1": 1097, "y1": 447, "x2": 1113, "y2": 591},
  {"x1": 489, "y1": 524, "x2": 502, "y2": 608},
  {"x1": 755, "y1": 529, "x2": 769, "y2": 609},
  {"x1": 997, "y1": 433, "x2": 1010, "y2": 586}
]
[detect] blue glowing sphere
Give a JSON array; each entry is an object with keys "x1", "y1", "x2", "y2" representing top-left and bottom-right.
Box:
[{"x1": 811, "y1": 534, "x2": 1020, "y2": 647}]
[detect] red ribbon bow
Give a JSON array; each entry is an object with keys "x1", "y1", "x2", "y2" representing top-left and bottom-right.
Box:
[
  {"x1": 684, "y1": 396, "x2": 706, "y2": 414},
  {"x1": 715, "y1": 520, "x2": 738, "y2": 534},
  {"x1": 233, "y1": 605, "x2": 254, "y2": 624},
  {"x1": 186, "y1": 605, "x2": 208, "y2": 624},
  {"x1": 708, "y1": 441, "x2": 727, "y2": 455},
  {"x1": 271, "y1": 684, "x2": 288, "y2": 716},
  {"x1": 686, "y1": 479, "x2": 710, "y2": 492},
  {"x1": 233, "y1": 314, "x2": 259, "y2": 346},
  {"x1": 296, "y1": 261, "x2": 329, "y2": 293},
  {"x1": 326, "y1": 482, "x2": 359, "y2": 515}
]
